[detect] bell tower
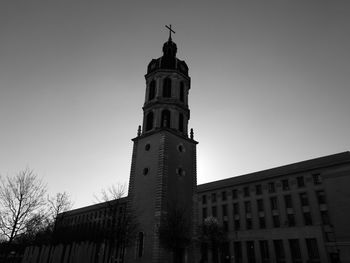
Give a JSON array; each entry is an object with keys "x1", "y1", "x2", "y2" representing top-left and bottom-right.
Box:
[
  {"x1": 142, "y1": 27, "x2": 190, "y2": 137},
  {"x1": 126, "y1": 27, "x2": 198, "y2": 263}
]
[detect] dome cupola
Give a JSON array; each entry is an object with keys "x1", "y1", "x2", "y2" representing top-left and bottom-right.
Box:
[
  {"x1": 162, "y1": 38, "x2": 177, "y2": 58},
  {"x1": 146, "y1": 25, "x2": 188, "y2": 76}
]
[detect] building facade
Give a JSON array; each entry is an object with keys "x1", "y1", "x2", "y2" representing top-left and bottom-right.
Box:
[
  {"x1": 33, "y1": 35, "x2": 350, "y2": 263},
  {"x1": 197, "y1": 152, "x2": 350, "y2": 263}
]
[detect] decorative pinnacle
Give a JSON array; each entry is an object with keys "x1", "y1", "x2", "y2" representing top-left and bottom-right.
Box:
[
  {"x1": 165, "y1": 24, "x2": 175, "y2": 41},
  {"x1": 137, "y1": 125, "x2": 141, "y2": 136},
  {"x1": 190, "y1": 128, "x2": 194, "y2": 140}
]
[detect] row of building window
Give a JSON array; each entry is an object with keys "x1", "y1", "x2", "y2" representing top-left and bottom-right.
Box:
[
  {"x1": 62, "y1": 206, "x2": 125, "y2": 226},
  {"x1": 201, "y1": 174, "x2": 322, "y2": 204},
  {"x1": 145, "y1": 110, "x2": 185, "y2": 132},
  {"x1": 203, "y1": 207, "x2": 329, "y2": 230},
  {"x1": 231, "y1": 238, "x2": 319, "y2": 263},
  {"x1": 202, "y1": 191, "x2": 329, "y2": 229},
  {"x1": 148, "y1": 78, "x2": 185, "y2": 102},
  {"x1": 203, "y1": 190, "x2": 326, "y2": 210},
  {"x1": 60, "y1": 214, "x2": 125, "y2": 233}
]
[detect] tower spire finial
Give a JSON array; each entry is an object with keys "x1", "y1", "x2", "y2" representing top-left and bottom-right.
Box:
[{"x1": 165, "y1": 24, "x2": 175, "y2": 41}]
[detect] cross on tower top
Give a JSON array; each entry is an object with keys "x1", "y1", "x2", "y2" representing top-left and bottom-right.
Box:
[{"x1": 165, "y1": 24, "x2": 175, "y2": 41}]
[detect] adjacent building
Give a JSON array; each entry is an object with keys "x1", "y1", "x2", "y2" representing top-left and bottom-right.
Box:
[{"x1": 198, "y1": 151, "x2": 350, "y2": 263}]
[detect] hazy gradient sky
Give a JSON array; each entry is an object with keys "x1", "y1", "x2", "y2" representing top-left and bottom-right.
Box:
[{"x1": 1, "y1": 0, "x2": 350, "y2": 209}]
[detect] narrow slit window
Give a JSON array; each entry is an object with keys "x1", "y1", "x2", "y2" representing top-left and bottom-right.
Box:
[
  {"x1": 179, "y1": 113, "x2": 184, "y2": 132},
  {"x1": 148, "y1": 80, "x2": 156, "y2": 101},
  {"x1": 137, "y1": 232, "x2": 144, "y2": 257},
  {"x1": 146, "y1": 112, "x2": 154, "y2": 131},
  {"x1": 180, "y1": 82, "x2": 185, "y2": 102},
  {"x1": 161, "y1": 110, "x2": 171, "y2": 128},
  {"x1": 163, "y1": 78, "x2": 172, "y2": 98}
]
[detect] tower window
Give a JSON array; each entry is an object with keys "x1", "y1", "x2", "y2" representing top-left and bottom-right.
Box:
[
  {"x1": 145, "y1": 144, "x2": 151, "y2": 151},
  {"x1": 163, "y1": 78, "x2": 172, "y2": 97},
  {"x1": 146, "y1": 112, "x2": 153, "y2": 131},
  {"x1": 179, "y1": 113, "x2": 184, "y2": 132},
  {"x1": 148, "y1": 80, "x2": 156, "y2": 101},
  {"x1": 161, "y1": 110, "x2": 171, "y2": 128},
  {"x1": 180, "y1": 82, "x2": 185, "y2": 102},
  {"x1": 177, "y1": 144, "x2": 185, "y2": 152},
  {"x1": 143, "y1": 168, "x2": 149, "y2": 175},
  {"x1": 137, "y1": 232, "x2": 144, "y2": 257},
  {"x1": 177, "y1": 167, "x2": 185, "y2": 177}
]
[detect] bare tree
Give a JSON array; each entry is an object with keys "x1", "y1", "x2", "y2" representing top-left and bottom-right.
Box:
[
  {"x1": 91, "y1": 182, "x2": 135, "y2": 261},
  {"x1": 94, "y1": 182, "x2": 127, "y2": 202},
  {"x1": 0, "y1": 169, "x2": 46, "y2": 244},
  {"x1": 48, "y1": 192, "x2": 73, "y2": 221}
]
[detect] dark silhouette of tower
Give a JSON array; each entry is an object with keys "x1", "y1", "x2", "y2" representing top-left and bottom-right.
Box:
[{"x1": 126, "y1": 29, "x2": 198, "y2": 263}]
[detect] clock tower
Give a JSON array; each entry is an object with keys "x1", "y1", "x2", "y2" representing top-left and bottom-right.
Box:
[{"x1": 126, "y1": 27, "x2": 198, "y2": 263}]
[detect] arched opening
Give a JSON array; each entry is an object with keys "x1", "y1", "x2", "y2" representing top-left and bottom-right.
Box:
[
  {"x1": 179, "y1": 113, "x2": 184, "y2": 132},
  {"x1": 180, "y1": 82, "x2": 185, "y2": 102},
  {"x1": 163, "y1": 78, "x2": 172, "y2": 98},
  {"x1": 161, "y1": 110, "x2": 171, "y2": 128},
  {"x1": 137, "y1": 232, "x2": 144, "y2": 258},
  {"x1": 146, "y1": 112, "x2": 153, "y2": 131},
  {"x1": 148, "y1": 80, "x2": 156, "y2": 101}
]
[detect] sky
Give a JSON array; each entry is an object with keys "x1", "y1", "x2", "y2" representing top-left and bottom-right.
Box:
[{"x1": 1, "y1": 0, "x2": 350, "y2": 209}]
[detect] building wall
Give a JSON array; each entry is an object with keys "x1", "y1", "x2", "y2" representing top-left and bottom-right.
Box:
[
  {"x1": 126, "y1": 129, "x2": 197, "y2": 263},
  {"x1": 323, "y1": 164, "x2": 350, "y2": 263},
  {"x1": 197, "y1": 152, "x2": 350, "y2": 263},
  {"x1": 55, "y1": 198, "x2": 127, "y2": 243}
]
